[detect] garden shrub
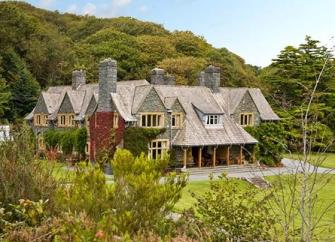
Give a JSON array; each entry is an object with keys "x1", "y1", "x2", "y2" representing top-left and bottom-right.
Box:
[
  {"x1": 74, "y1": 127, "x2": 88, "y2": 159},
  {"x1": 194, "y1": 174, "x2": 276, "y2": 241},
  {"x1": 0, "y1": 124, "x2": 58, "y2": 210},
  {"x1": 104, "y1": 149, "x2": 188, "y2": 237},
  {"x1": 55, "y1": 162, "x2": 113, "y2": 221},
  {"x1": 43, "y1": 127, "x2": 88, "y2": 159},
  {"x1": 245, "y1": 122, "x2": 286, "y2": 166}
]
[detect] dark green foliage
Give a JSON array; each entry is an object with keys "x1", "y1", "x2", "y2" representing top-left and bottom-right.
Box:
[
  {"x1": 74, "y1": 128, "x2": 87, "y2": 158},
  {"x1": 245, "y1": 122, "x2": 286, "y2": 166},
  {"x1": 260, "y1": 36, "x2": 335, "y2": 151},
  {"x1": 0, "y1": 70, "x2": 11, "y2": 117},
  {"x1": 43, "y1": 128, "x2": 88, "y2": 157},
  {"x1": 43, "y1": 129, "x2": 62, "y2": 150},
  {"x1": 194, "y1": 174, "x2": 275, "y2": 241},
  {"x1": 60, "y1": 130, "x2": 76, "y2": 156},
  {"x1": 0, "y1": 50, "x2": 40, "y2": 120},
  {"x1": 0, "y1": 1, "x2": 261, "y2": 123},
  {"x1": 124, "y1": 127, "x2": 165, "y2": 157}
]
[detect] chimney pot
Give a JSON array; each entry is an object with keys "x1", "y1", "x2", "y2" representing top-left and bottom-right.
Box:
[
  {"x1": 72, "y1": 70, "x2": 86, "y2": 90},
  {"x1": 199, "y1": 65, "x2": 220, "y2": 92},
  {"x1": 98, "y1": 58, "x2": 117, "y2": 112}
]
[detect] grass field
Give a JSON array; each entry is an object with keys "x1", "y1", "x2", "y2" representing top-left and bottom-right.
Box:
[
  {"x1": 284, "y1": 152, "x2": 335, "y2": 169},
  {"x1": 175, "y1": 174, "x2": 335, "y2": 239}
]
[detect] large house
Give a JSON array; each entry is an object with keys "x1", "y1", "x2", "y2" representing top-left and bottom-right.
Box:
[{"x1": 25, "y1": 58, "x2": 279, "y2": 168}]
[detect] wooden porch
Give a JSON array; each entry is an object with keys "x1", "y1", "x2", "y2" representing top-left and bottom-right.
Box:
[{"x1": 181, "y1": 145, "x2": 256, "y2": 169}]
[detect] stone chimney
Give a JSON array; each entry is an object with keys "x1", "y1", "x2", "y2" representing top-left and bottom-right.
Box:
[
  {"x1": 150, "y1": 68, "x2": 175, "y2": 85},
  {"x1": 97, "y1": 58, "x2": 117, "y2": 112},
  {"x1": 72, "y1": 70, "x2": 86, "y2": 90},
  {"x1": 198, "y1": 65, "x2": 220, "y2": 93}
]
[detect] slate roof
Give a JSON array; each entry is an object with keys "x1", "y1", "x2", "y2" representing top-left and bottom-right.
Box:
[
  {"x1": 215, "y1": 87, "x2": 280, "y2": 120},
  {"x1": 26, "y1": 78, "x2": 278, "y2": 146}
]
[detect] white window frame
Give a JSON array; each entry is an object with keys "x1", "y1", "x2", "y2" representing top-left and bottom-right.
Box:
[
  {"x1": 205, "y1": 115, "x2": 220, "y2": 125},
  {"x1": 148, "y1": 139, "x2": 169, "y2": 160}
]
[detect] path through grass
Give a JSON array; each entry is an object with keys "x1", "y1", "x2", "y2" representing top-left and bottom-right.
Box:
[{"x1": 285, "y1": 152, "x2": 335, "y2": 169}]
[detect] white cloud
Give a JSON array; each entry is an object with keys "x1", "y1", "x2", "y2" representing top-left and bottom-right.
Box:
[
  {"x1": 139, "y1": 5, "x2": 148, "y2": 13},
  {"x1": 61, "y1": 0, "x2": 132, "y2": 17},
  {"x1": 66, "y1": 4, "x2": 78, "y2": 14},
  {"x1": 82, "y1": 2, "x2": 96, "y2": 16},
  {"x1": 38, "y1": 0, "x2": 55, "y2": 8},
  {"x1": 113, "y1": 0, "x2": 132, "y2": 7}
]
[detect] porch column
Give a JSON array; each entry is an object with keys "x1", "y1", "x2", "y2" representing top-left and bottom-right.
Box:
[
  {"x1": 239, "y1": 145, "x2": 243, "y2": 165},
  {"x1": 252, "y1": 147, "x2": 256, "y2": 164},
  {"x1": 212, "y1": 147, "x2": 217, "y2": 167},
  {"x1": 198, "y1": 147, "x2": 202, "y2": 168},
  {"x1": 226, "y1": 146, "x2": 230, "y2": 165},
  {"x1": 183, "y1": 148, "x2": 187, "y2": 169}
]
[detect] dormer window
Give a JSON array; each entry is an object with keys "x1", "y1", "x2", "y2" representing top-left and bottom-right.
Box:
[{"x1": 206, "y1": 115, "x2": 219, "y2": 125}]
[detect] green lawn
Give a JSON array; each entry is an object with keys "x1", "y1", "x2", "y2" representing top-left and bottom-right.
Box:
[
  {"x1": 176, "y1": 175, "x2": 335, "y2": 239},
  {"x1": 285, "y1": 152, "x2": 335, "y2": 168},
  {"x1": 39, "y1": 160, "x2": 76, "y2": 182}
]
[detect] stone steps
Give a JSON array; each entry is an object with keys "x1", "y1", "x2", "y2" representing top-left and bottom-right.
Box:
[
  {"x1": 245, "y1": 176, "x2": 271, "y2": 189},
  {"x1": 184, "y1": 164, "x2": 265, "y2": 175}
]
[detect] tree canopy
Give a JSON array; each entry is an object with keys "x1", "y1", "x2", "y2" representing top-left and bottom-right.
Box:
[{"x1": 0, "y1": 1, "x2": 261, "y2": 121}]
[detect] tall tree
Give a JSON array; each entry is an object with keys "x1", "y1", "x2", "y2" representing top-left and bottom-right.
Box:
[{"x1": 0, "y1": 50, "x2": 40, "y2": 120}]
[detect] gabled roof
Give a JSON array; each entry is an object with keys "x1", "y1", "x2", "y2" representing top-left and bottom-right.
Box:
[
  {"x1": 216, "y1": 87, "x2": 280, "y2": 121},
  {"x1": 42, "y1": 92, "x2": 61, "y2": 114},
  {"x1": 248, "y1": 89, "x2": 280, "y2": 120},
  {"x1": 28, "y1": 74, "x2": 278, "y2": 146},
  {"x1": 66, "y1": 90, "x2": 85, "y2": 114}
]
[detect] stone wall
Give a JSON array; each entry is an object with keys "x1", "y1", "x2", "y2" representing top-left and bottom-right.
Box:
[
  {"x1": 58, "y1": 94, "x2": 75, "y2": 113},
  {"x1": 72, "y1": 70, "x2": 86, "y2": 90},
  {"x1": 34, "y1": 95, "x2": 48, "y2": 114},
  {"x1": 232, "y1": 91, "x2": 261, "y2": 126},
  {"x1": 136, "y1": 88, "x2": 185, "y2": 142},
  {"x1": 97, "y1": 58, "x2": 117, "y2": 112}
]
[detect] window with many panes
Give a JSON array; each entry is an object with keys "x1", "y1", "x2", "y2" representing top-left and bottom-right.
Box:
[
  {"x1": 140, "y1": 113, "x2": 164, "y2": 128},
  {"x1": 171, "y1": 113, "x2": 182, "y2": 128},
  {"x1": 240, "y1": 113, "x2": 254, "y2": 126},
  {"x1": 34, "y1": 114, "x2": 48, "y2": 127},
  {"x1": 58, "y1": 114, "x2": 75, "y2": 127},
  {"x1": 149, "y1": 139, "x2": 169, "y2": 160},
  {"x1": 206, "y1": 115, "x2": 219, "y2": 125}
]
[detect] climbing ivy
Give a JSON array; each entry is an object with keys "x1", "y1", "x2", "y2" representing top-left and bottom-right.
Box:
[
  {"x1": 124, "y1": 127, "x2": 165, "y2": 157},
  {"x1": 245, "y1": 122, "x2": 286, "y2": 166},
  {"x1": 43, "y1": 128, "x2": 87, "y2": 158}
]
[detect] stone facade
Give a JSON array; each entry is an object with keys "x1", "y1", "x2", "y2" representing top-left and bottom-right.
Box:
[
  {"x1": 198, "y1": 65, "x2": 220, "y2": 93},
  {"x1": 150, "y1": 68, "x2": 175, "y2": 85},
  {"x1": 135, "y1": 88, "x2": 185, "y2": 141},
  {"x1": 232, "y1": 91, "x2": 261, "y2": 126},
  {"x1": 98, "y1": 58, "x2": 117, "y2": 112},
  {"x1": 58, "y1": 93, "x2": 75, "y2": 113},
  {"x1": 72, "y1": 70, "x2": 86, "y2": 90}
]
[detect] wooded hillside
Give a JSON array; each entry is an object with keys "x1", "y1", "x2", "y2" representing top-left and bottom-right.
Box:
[{"x1": 0, "y1": 1, "x2": 261, "y2": 121}]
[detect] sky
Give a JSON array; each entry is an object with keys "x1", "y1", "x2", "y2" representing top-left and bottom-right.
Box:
[{"x1": 24, "y1": 0, "x2": 335, "y2": 67}]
